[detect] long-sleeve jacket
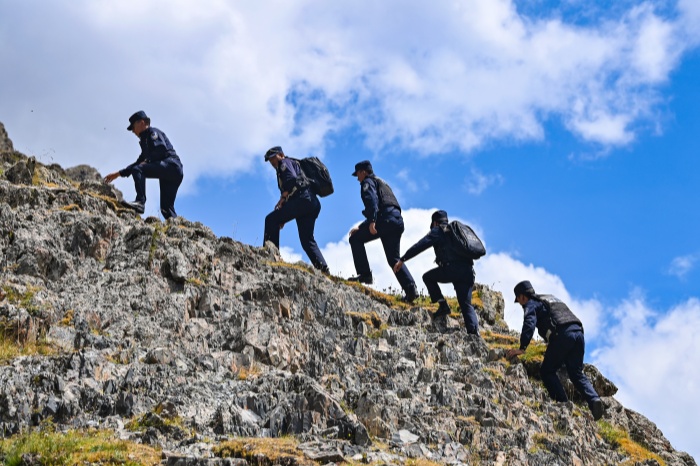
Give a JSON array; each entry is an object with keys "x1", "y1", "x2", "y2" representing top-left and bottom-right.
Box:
[
  {"x1": 120, "y1": 127, "x2": 181, "y2": 177},
  {"x1": 359, "y1": 176, "x2": 400, "y2": 226},
  {"x1": 276, "y1": 158, "x2": 309, "y2": 198},
  {"x1": 401, "y1": 222, "x2": 472, "y2": 266}
]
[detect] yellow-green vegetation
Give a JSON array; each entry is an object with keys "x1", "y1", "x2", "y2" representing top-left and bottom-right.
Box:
[
  {"x1": 367, "y1": 323, "x2": 389, "y2": 339},
  {"x1": 0, "y1": 315, "x2": 58, "y2": 365},
  {"x1": 0, "y1": 428, "x2": 161, "y2": 466},
  {"x1": 345, "y1": 310, "x2": 383, "y2": 328},
  {"x1": 483, "y1": 366, "x2": 504, "y2": 381},
  {"x1": 520, "y1": 341, "x2": 546, "y2": 364},
  {"x1": 266, "y1": 260, "x2": 315, "y2": 274},
  {"x1": 472, "y1": 288, "x2": 484, "y2": 309},
  {"x1": 2, "y1": 284, "x2": 41, "y2": 314},
  {"x1": 529, "y1": 433, "x2": 550, "y2": 453},
  {"x1": 60, "y1": 203, "x2": 82, "y2": 212},
  {"x1": 147, "y1": 223, "x2": 170, "y2": 269},
  {"x1": 59, "y1": 309, "x2": 75, "y2": 326},
  {"x1": 125, "y1": 411, "x2": 185, "y2": 433},
  {"x1": 186, "y1": 277, "x2": 205, "y2": 287},
  {"x1": 598, "y1": 421, "x2": 665, "y2": 466},
  {"x1": 482, "y1": 330, "x2": 519, "y2": 349},
  {"x1": 214, "y1": 436, "x2": 315, "y2": 466},
  {"x1": 237, "y1": 363, "x2": 262, "y2": 380}
]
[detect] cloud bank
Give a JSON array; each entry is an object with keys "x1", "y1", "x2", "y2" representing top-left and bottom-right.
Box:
[{"x1": 1, "y1": 0, "x2": 699, "y2": 185}]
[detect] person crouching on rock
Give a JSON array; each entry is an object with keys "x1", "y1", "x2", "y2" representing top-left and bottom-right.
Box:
[
  {"x1": 104, "y1": 111, "x2": 184, "y2": 220},
  {"x1": 507, "y1": 280, "x2": 604, "y2": 420}
]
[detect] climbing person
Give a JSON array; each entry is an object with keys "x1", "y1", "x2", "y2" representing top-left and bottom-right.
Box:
[
  {"x1": 347, "y1": 160, "x2": 418, "y2": 302},
  {"x1": 104, "y1": 111, "x2": 183, "y2": 220},
  {"x1": 393, "y1": 210, "x2": 479, "y2": 334},
  {"x1": 263, "y1": 146, "x2": 329, "y2": 273},
  {"x1": 507, "y1": 280, "x2": 605, "y2": 420}
]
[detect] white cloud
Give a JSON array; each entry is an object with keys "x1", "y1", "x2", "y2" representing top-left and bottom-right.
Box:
[
  {"x1": 465, "y1": 168, "x2": 504, "y2": 195},
  {"x1": 667, "y1": 254, "x2": 697, "y2": 279},
  {"x1": 592, "y1": 295, "x2": 700, "y2": 460},
  {"x1": 279, "y1": 246, "x2": 303, "y2": 264},
  {"x1": 1, "y1": 0, "x2": 698, "y2": 186}
]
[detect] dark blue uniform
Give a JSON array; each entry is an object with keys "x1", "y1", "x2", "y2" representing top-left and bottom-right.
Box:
[
  {"x1": 350, "y1": 177, "x2": 416, "y2": 295},
  {"x1": 120, "y1": 127, "x2": 183, "y2": 220},
  {"x1": 520, "y1": 299, "x2": 600, "y2": 407},
  {"x1": 264, "y1": 158, "x2": 328, "y2": 270},
  {"x1": 401, "y1": 222, "x2": 478, "y2": 334}
]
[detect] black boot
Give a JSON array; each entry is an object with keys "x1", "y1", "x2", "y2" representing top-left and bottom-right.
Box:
[
  {"x1": 122, "y1": 200, "x2": 145, "y2": 214},
  {"x1": 401, "y1": 285, "x2": 418, "y2": 304},
  {"x1": 348, "y1": 274, "x2": 373, "y2": 284},
  {"x1": 433, "y1": 300, "x2": 451, "y2": 319}
]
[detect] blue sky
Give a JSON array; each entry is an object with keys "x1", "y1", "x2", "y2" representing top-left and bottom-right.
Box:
[{"x1": 2, "y1": 0, "x2": 699, "y2": 459}]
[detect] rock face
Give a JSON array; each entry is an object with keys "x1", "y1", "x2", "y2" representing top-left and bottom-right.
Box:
[
  {"x1": 0, "y1": 126, "x2": 696, "y2": 465},
  {"x1": 0, "y1": 123, "x2": 13, "y2": 153}
]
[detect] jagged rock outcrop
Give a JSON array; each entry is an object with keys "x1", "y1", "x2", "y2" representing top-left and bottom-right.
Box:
[
  {"x1": 0, "y1": 123, "x2": 13, "y2": 154},
  {"x1": 0, "y1": 125, "x2": 696, "y2": 465}
]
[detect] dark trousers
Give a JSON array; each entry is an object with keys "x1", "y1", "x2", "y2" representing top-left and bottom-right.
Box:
[
  {"x1": 349, "y1": 218, "x2": 416, "y2": 293},
  {"x1": 423, "y1": 263, "x2": 478, "y2": 334},
  {"x1": 131, "y1": 159, "x2": 183, "y2": 220},
  {"x1": 264, "y1": 194, "x2": 327, "y2": 269},
  {"x1": 540, "y1": 325, "x2": 599, "y2": 404}
]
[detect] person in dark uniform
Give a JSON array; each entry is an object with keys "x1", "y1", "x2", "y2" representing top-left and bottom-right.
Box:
[
  {"x1": 348, "y1": 160, "x2": 418, "y2": 303},
  {"x1": 104, "y1": 111, "x2": 183, "y2": 220},
  {"x1": 507, "y1": 280, "x2": 604, "y2": 420},
  {"x1": 263, "y1": 146, "x2": 329, "y2": 273},
  {"x1": 394, "y1": 210, "x2": 479, "y2": 334}
]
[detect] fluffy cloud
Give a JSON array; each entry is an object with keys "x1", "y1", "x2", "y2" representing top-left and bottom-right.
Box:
[
  {"x1": 465, "y1": 168, "x2": 504, "y2": 195},
  {"x1": 1, "y1": 0, "x2": 698, "y2": 185},
  {"x1": 667, "y1": 254, "x2": 697, "y2": 279},
  {"x1": 592, "y1": 295, "x2": 700, "y2": 460}
]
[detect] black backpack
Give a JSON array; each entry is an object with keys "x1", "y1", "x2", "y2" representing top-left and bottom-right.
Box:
[
  {"x1": 294, "y1": 157, "x2": 334, "y2": 197},
  {"x1": 446, "y1": 220, "x2": 486, "y2": 260}
]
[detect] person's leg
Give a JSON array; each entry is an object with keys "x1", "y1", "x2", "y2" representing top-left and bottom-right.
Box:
[
  {"x1": 296, "y1": 197, "x2": 328, "y2": 269},
  {"x1": 564, "y1": 328, "x2": 600, "y2": 404},
  {"x1": 453, "y1": 273, "x2": 478, "y2": 334},
  {"x1": 349, "y1": 222, "x2": 379, "y2": 278},
  {"x1": 159, "y1": 173, "x2": 182, "y2": 219},
  {"x1": 540, "y1": 335, "x2": 571, "y2": 402},
  {"x1": 263, "y1": 199, "x2": 299, "y2": 248},
  {"x1": 378, "y1": 221, "x2": 416, "y2": 298}
]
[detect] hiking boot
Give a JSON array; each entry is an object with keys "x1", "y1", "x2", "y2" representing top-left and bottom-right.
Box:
[
  {"x1": 401, "y1": 285, "x2": 418, "y2": 304},
  {"x1": 316, "y1": 265, "x2": 330, "y2": 275},
  {"x1": 590, "y1": 398, "x2": 605, "y2": 421},
  {"x1": 123, "y1": 200, "x2": 145, "y2": 214},
  {"x1": 348, "y1": 274, "x2": 373, "y2": 284},
  {"x1": 433, "y1": 301, "x2": 451, "y2": 319}
]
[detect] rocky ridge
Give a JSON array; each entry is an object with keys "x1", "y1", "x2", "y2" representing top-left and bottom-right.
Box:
[{"x1": 0, "y1": 124, "x2": 695, "y2": 465}]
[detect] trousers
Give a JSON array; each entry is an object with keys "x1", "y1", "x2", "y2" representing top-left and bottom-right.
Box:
[
  {"x1": 349, "y1": 217, "x2": 416, "y2": 293},
  {"x1": 131, "y1": 159, "x2": 183, "y2": 220},
  {"x1": 264, "y1": 194, "x2": 327, "y2": 269},
  {"x1": 423, "y1": 262, "x2": 478, "y2": 334},
  {"x1": 540, "y1": 324, "x2": 600, "y2": 404}
]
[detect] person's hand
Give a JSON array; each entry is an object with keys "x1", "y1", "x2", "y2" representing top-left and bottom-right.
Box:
[
  {"x1": 506, "y1": 348, "x2": 525, "y2": 360},
  {"x1": 349, "y1": 227, "x2": 359, "y2": 237},
  {"x1": 393, "y1": 260, "x2": 404, "y2": 274},
  {"x1": 369, "y1": 222, "x2": 377, "y2": 235},
  {"x1": 104, "y1": 172, "x2": 120, "y2": 183}
]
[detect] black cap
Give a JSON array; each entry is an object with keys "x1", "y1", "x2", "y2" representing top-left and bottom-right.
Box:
[
  {"x1": 431, "y1": 210, "x2": 448, "y2": 224},
  {"x1": 127, "y1": 110, "x2": 149, "y2": 131},
  {"x1": 352, "y1": 160, "x2": 373, "y2": 176},
  {"x1": 514, "y1": 280, "x2": 536, "y2": 302},
  {"x1": 264, "y1": 146, "x2": 283, "y2": 161}
]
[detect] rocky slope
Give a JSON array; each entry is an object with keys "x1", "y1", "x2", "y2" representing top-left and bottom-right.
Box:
[{"x1": 0, "y1": 123, "x2": 695, "y2": 465}]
